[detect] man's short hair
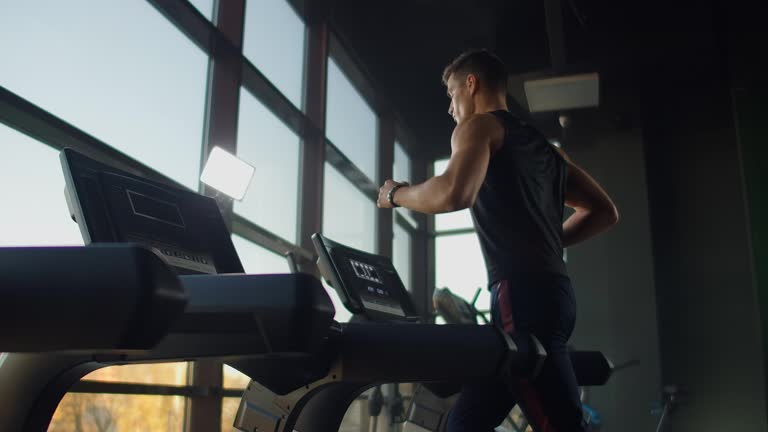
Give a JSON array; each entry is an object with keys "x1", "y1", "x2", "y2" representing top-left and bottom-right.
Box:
[{"x1": 442, "y1": 49, "x2": 508, "y2": 93}]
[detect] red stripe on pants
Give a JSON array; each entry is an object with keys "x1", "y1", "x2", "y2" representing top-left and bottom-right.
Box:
[
  {"x1": 497, "y1": 280, "x2": 557, "y2": 431},
  {"x1": 497, "y1": 280, "x2": 516, "y2": 334},
  {"x1": 517, "y1": 380, "x2": 556, "y2": 432}
]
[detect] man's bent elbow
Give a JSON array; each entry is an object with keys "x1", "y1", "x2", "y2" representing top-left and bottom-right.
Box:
[
  {"x1": 441, "y1": 192, "x2": 473, "y2": 213},
  {"x1": 604, "y1": 204, "x2": 619, "y2": 227}
]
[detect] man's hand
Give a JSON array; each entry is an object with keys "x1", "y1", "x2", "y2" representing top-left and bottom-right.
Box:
[
  {"x1": 377, "y1": 180, "x2": 408, "y2": 209},
  {"x1": 556, "y1": 147, "x2": 619, "y2": 247}
]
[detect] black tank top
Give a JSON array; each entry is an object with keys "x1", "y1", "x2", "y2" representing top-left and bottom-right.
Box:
[{"x1": 471, "y1": 110, "x2": 568, "y2": 285}]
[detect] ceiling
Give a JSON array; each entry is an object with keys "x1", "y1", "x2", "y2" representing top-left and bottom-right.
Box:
[{"x1": 326, "y1": 0, "x2": 661, "y2": 161}]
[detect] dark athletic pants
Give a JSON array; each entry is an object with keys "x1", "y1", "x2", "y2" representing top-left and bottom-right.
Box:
[{"x1": 446, "y1": 273, "x2": 587, "y2": 432}]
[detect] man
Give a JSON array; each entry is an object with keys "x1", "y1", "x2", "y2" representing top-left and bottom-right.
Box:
[{"x1": 377, "y1": 49, "x2": 619, "y2": 431}]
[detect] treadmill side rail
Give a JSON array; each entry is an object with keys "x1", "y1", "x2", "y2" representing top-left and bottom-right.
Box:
[{"x1": 0, "y1": 244, "x2": 185, "y2": 352}]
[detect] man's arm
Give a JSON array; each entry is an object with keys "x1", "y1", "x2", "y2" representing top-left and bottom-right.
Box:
[
  {"x1": 377, "y1": 114, "x2": 499, "y2": 214},
  {"x1": 557, "y1": 147, "x2": 619, "y2": 247}
]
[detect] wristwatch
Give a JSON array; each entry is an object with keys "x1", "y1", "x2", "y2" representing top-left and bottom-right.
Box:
[{"x1": 387, "y1": 183, "x2": 408, "y2": 208}]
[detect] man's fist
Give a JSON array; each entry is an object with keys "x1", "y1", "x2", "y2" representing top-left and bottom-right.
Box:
[{"x1": 377, "y1": 180, "x2": 408, "y2": 209}]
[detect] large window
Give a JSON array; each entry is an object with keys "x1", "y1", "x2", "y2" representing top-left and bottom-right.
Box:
[
  {"x1": 243, "y1": 0, "x2": 306, "y2": 108},
  {"x1": 326, "y1": 58, "x2": 378, "y2": 180},
  {"x1": 234, "y1": 89, "x2": 301, "y2": 243},
  {"x1": 0, "y1": 125, "x2": 83, "y2": 246},
  {"x1": 0, "y1": 0, "x2": 208, "y2": 190}
]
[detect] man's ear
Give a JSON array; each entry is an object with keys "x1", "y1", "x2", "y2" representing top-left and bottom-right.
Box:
[{"x1": 466, "y1": 74, "x2": 478, "y2": 95}]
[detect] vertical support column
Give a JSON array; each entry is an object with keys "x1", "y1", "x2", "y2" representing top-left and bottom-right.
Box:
[
  {"x1": 186, "y1": 360, "x2": 225, "y2": 432},
  {"x1": 199, "y1": 0, "x2": 245, "y2": 231},
  {"x1": 543, "y1": 0, "x2": 566, "y2": 73},
  {"x1": 544, "y1": 0, "x2": 568, "y2": 142},
  {"x1": 411, "y1": 157, "x2": 434, "y2": 319},
  {"x1": 376, "y1": 109, "x2": 395, "y2": 257},
  {"x1": 297, "y1": 1, "x2": 329, "y2": 273},
  {"x1": 377, "y1": 119, "x2": 402, "y2": 432},
  {"x1": 189, "y1": 1, "x2": 245, "y2": 431}
]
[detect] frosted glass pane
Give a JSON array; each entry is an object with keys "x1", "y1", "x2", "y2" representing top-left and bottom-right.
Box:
[
  {"x1": 84, "y1": 363, "x2": 188, "y2": 386},
  {"x1": 0, "y1": 0, "x2": 208, "y2": 190},
  {"x1": 322, "y1": 164, "x2": 375, "y2": 253},
  {"x1": 0, "y1": 126, "x2": 83, "y2": 246},
  {"x1": 435, "y1": 234, "x2": 489, "y2": 310},
  {"x1": 234, "y1": 90, "x2": 300, "y2": 243},
  {"x1": 189, "y1": 0, "x2": 214, "y2": 20},
  {"x1": 51, "y1": 394, "x2": 185, "y2": 431},
  {"x1": 392, "y1": 223, "x2": 412, "y2": 292},
  {"x1": 433, "y1": 159, "x2": 473, "y2": 231},
  {"x1": 232, "y1": 235, "x2": 290, "y2": 274},
  {"x1": 243, "y1": 0, "x2": 306, "y2": 108},
  {"x1": 323, "y1": 279, "x2": 352, "y2": 323},
  {"x1": 393, "y1": 141, "x2": 411, "y2": 183},
  {"x1": 326, "y1": 58, "x2": 377, "y2": 179}
]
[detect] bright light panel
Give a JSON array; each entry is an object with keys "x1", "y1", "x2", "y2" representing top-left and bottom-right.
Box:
[
  {"x1": 200, "y1": 147, "x2": 255, "y2": 201},
  {"x1": 524, "y1": 73, "x2": 599, "y2": 113}
]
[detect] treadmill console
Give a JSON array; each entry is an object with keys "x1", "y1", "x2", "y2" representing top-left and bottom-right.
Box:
[
  {"x1": 61, "y1": 148, "x2": 244, "y2": 275},
  {"x1": 312, "y1": 233, "x2": 419, "y2": 322}
]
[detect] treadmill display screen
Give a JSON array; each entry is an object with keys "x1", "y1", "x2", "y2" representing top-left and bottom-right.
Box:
[
  {"x1": 61, "y1": 148, "x2": 245, "y2": 275},
  {"x1": 127, "y1": 190, "x2": 186, "y2": 228},
  {"x1": 348, "y1": 258, "x2": 402, "y2": 315},
  {"x1": 313, "y1": 233, "x2": 419, "y2": 322},
  {"x1": 349, "y1": 259, "x2": 383, "y2": 284}
]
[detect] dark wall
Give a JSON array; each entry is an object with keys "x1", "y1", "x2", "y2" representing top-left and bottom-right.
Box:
[
  {"x1": 728, "y1": 0, "x2": 768, "y2": 419},
  {"x1": 641, "y1": 1, "x2": 766, "y2": 428},
  {"x1": 567, "y1": 126, "x2": 662, "y2": 431},
  {"x1": 645, "y1": 123, "x2": 765, "y2": 430},
  {"x1": 734, "y1": 86, "x2": 768, "y2": 414}
]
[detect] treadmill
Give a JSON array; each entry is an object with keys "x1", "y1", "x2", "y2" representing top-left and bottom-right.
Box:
[
  {"x1": 233, "y1": 233, "x2": 612, "y2": 432},
  {"x1": 0, "y1": 149, "x2": 333, "y2": 431},
  {"x1": 0, "y1": 148, "x2": 612, "y2": 431}
]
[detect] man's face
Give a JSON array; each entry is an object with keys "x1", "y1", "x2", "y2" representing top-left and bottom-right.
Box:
[{"x1": 446, "y1": 73, "x2": 475, "y2": 124}]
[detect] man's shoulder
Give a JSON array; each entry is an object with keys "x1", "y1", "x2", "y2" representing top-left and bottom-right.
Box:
[
  {"x1": 457, "y1": 113, "x2": 505, "y2": 142},
  {"x1": 462, "y1": 112, "x2": 504, "y2": 129}
]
